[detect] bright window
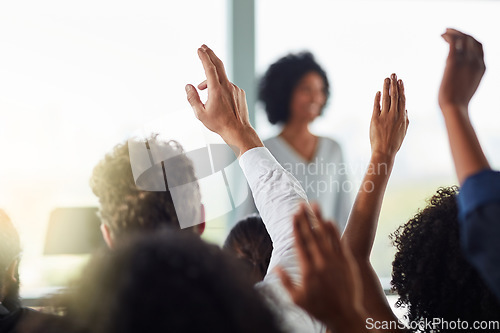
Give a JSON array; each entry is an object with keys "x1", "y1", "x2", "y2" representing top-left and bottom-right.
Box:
[{"x1": 0, "y1": 0, "x2": 228, "y2": 296}]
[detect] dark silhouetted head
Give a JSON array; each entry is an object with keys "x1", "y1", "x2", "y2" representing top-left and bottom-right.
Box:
[
  {"x1": 224, "y1": 215, "x2": 273, "y2": 283},
  {"x1": 58, "y1": 230, "x2": 282, "y2": 333}
]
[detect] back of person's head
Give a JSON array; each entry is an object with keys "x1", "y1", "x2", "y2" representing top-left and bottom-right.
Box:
[
  {"x1": 0, "y1": 210, "x2": 21, "y2": 311},
  {"x1": 56, "y1": 230, "x2": 282, "y2": 333},
  {"x1": 224, "y1": 215, "x2": 273, "y2": 283},
  {"x1": 259, "y1": 51, "x2": 330, "y2": 124},
  {"x1": 391, "y1": 186, "x2": 500, "y2": 330},
  {"x1": 90, "y1": 135, "x2": 203, "y2": 243}
]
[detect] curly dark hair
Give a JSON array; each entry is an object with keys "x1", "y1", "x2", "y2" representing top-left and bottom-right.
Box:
[
  {"x1": 258, "y1": 52, "x2": 330, "y2": 124},
  {"x1": 90, "y1": 135, "x2": 201, "y2": 240},
  {"x1": 223, "y1": 215, "x2": 273, "y2": 283},
  {"x1": 0, "y1": 210, "x2": 21, "y2": 311},
  {"x1": 391, "y1": 186, "x2": 500, "y2": 332},
  {"x1": 51, "y1": 230, "x2": 282, "y2": 333}
]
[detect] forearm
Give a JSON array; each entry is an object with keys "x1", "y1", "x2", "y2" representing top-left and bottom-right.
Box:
[
  {"x1": 442, "y1": 106, "x2": 490, "y2": 185},
  {"x1": 342, "y1": 152, "x2": 394, "y2": 259}
]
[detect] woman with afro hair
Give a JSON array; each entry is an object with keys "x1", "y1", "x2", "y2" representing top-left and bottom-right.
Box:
[{"x1": 258, "y1": 52, "x2": 351, "y2": 230}]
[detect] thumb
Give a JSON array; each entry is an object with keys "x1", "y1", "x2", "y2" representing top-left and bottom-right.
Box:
[
  {"x1": 185, "y1": 84, "x2": 205, "y2": 119},
  {"x1": 197, "y1": 80, "x2": 208, "y2": 90}
]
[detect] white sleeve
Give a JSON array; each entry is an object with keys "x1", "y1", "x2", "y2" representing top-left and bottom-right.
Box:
[
  {"x1": 240, "y1": 147, "x2": 325, "y2": 333},
  {"x1": 239, "y1": 147, "x2": 307, "y2": 277}
]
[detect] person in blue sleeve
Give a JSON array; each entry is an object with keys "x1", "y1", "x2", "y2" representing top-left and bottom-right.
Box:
[{"x1": 438, "y1": 28, "x2": 500, "y2": 302}]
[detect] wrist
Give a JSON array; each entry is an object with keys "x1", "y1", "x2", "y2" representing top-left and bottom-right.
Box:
[
  {"x1": 223, "y1": 125, "x2": 264, "y2": 158},
  {"x1": 367, "y1": 152, "x2": 395, "y2": 179},
  {"x1": 441, "y1": 103, "x2": 469, "y2": 117},
  {"x1": 370, "y1": 151, "x2": 396, "y2": 164}
]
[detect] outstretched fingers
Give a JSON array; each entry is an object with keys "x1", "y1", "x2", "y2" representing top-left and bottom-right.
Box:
[
  {"x1": 382, "y1": 78, "x2": 390, "y2": 112},
  {"x1": 201, "y1": 44, "x2": 230, "y2": 85},
  {"x1": 310, "y1": 204, "x2": 336, "y2": 256},
  {"x1": 389, "y1": 73, "x2": 399, "y2": 114},
  {"x1": 397, "y1": 79, "x2": 406, "y2": 118},
  {"x1": 323, "y1": 221, "x2": 343, "y2": 256},
  {"x1": 277, "y1": 267, "x2": 298, "y2": 298},
  {"x1": 294, "y1": 206, "x2": 319, "y2": 265},
  {"x1": 197, "y1": 47, "x2": 219, "y2": 90},
  {"x1": 372, "y1": 91, "x2": 381, "y2": 118}
]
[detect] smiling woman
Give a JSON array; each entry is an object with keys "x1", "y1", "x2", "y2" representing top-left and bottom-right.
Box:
[
  {"x1": 239, "y1": 51, "x2": 353, "y2": 231},
  {"x1": 290, "y1": 72, "x2": 327, "y2": 123}
]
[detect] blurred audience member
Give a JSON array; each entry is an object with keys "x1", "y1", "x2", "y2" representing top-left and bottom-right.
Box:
[
  {"x1": 44, "y1": 230, "x2": 283, "y2": 333},
  {"x1": 0, "y1": 210, "x2": 56, "y2": 333},
  {"x1": 223, "y1": 215, "x2": 273, "y2": 284},
  {"x1": 90, "y1": 135, "x2": 205, "y2": 247}
]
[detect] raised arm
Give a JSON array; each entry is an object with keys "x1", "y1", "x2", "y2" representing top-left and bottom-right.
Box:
[
  {"x1": 341, "y1": 74, "x2": 408, "y2": 326},
  {"x1": 276, "y1": 75, "x2": 408, "y2": 332},
  {"x1": 439, "y1": 29, "x2": 500, "y2": 302},
  {"x1": 186, "y1": 44, "x2": 322, "y2": 332},
  {"x1": 438, "y1": 28, "x2": 489, "y2": 185},
  {"x1": 185, "y1": 45, "x2": 308, "y2": 271}
]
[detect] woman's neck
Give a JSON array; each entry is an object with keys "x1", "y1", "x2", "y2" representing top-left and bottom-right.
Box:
[
  {"x1": 281, "y1": 120, "x2": 312, "y2": 139},
  {"x1": 280, "y1": 123, "x2": 318, "y2": 162}
]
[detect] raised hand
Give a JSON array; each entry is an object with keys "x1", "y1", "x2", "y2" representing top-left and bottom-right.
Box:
[
  {"x1": 277, "y1": 204, "x2": 367, "y2": 332},
  {"x1": 370, "y1": 74, "x2": 409, "y2": 159},
  {"x1": 185, "y1": 45, "x2": 263, "y2": 157},
  {"x1": 339, "y1": 74, "x2": 409, "y2": 331},
  {"x1": 439, "y1": 28, "x2": 486, "y2": 112},
  {"x1": 437, "y1": 29, "x2": 489, "y2": 184}
]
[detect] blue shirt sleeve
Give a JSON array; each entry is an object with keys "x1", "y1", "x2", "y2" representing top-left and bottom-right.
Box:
[{"x1": 457, "y1": 169, "x2": 500, "y2": 302}]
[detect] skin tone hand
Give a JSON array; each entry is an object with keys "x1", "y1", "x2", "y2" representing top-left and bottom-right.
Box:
[
  {"x1": 341, "y1": 74, "x2": 408, "y2": 331},
  {"x1": 370, "y1": 74, "x2": 408, "y2": 159},
  {"x1": 276, "y1": 203, "x2": 370, "y2": 333},
  {"x1": 277, "y1": 75, "x2": 407, "y2": 333},
  {"x1": 349, "y1": 74, "x2": 408, "y2": 259},
  {"x1": 185, "y1": 45, "x2": 263, "y2": 157},
  {"x1": 439, "y1": 28, "x2": 486, "y2": 112},
  {"x1": 438, "y1": 28, "x2": 490, "y2": 184}
]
